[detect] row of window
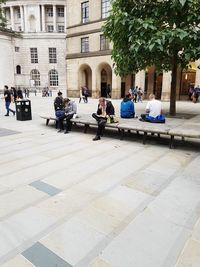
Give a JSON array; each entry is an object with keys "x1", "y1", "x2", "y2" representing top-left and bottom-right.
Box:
[
  {"x1": 15, "y1": 67, "x2": 59, "y2": 86},
  {"x1": 6, "y1": 6, "x2": 64, "y2": 20},
  {"x1": 81, "y1": 35, "x2": 109, "y2": 53},
  {"x1": 81, "y1": 0, "x2": 110, "y2": 23},
  {"x1": 46, "y1": 7, "x2": 64, "y2": 17},
  {"x1": 29, "y1": 48, "x2": 57, "y2": 64}
]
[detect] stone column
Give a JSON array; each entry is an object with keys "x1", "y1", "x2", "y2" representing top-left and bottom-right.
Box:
[
  {"x1": 64, "y1": 5, "x2": 67, "y2": 33},
  {"x1": 10, "y1": 6, "x2": 14, "y2": 30},
  {"x1": 135, "y1": 70, "x2": 145, "y2": 90},
  {"x1": 92, "y1": 70, "x2": 98, "y2": 98},
  {"x1": 112, "y1": 71, "x2": 121, "y2": 99},
  {"x1": 41, "y1": 5, "x2": 46, "y2": 32},
  {"x1": 53, "y1": 5, "x2": 56, "y2": 32},
  {"x1": 23, "y1": 5, "x2": 27, "y2": 32},
  {"x1": 161, "y1": 71, "x2": 172, "y2": 101},
  {"x1": 20, "y1": 5, "x2": 24, "y2": 31}
]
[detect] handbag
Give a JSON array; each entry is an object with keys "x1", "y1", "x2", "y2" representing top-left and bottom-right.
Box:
[
  {"x1": 55, "y1": 110, "x2": 65, "y2": 117},
  {"x1": 107, "y1": 115, "x2": 119, "y2": 124}
]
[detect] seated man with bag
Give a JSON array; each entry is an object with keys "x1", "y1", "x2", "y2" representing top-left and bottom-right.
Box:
[
  {"x1": 57, "y1": 98, "x2": 77, "y2": 134},
  {"x1": 140, "y1": 94, "x2": 165, "y2": 123},
  {"x1": 92, "y1": 97, "x2": 115, "y2": 141}
]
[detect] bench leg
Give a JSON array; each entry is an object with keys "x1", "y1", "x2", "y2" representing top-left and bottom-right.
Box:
[
  {"x1": 128, "y1": 129, "x2": 131, "y2": 133},
  {"x1": 46, "y1": 119, "x2": 50, "y2": 126},
  {"x1": 143, "y1": 132, "x2": 147, "y2": 145},
  {"x1": 84, "y1": 124, "x2": 89, "y2": 134},
  {"x1": 182, "y1": 136, "x2": 185, "y2": 141},
  {"x1": 136, "y1": 131, "x2": 139, "y2": 135},
  {"x1": 158, "y1": 133, "x2": 160, "y2": 139},
  {"x1": 120, "y1": 129, "x2": 125, "y2": 140},
  {"x1": 170, "y1": 136, "x2": 174, "y2": 149}
]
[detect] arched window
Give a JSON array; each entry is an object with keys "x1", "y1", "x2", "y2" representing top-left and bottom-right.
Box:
[
  {"x1": 49, "y1": 69, "x2": 59, "y2": 86},
  {"x1": 16, "y1": 65, "x2": 21, "y2": 74},
  {"x1": 30, "y1": 69, "x2": 40, "y2": 86}
]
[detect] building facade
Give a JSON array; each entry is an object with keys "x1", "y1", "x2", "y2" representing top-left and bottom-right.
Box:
[
  {"x1": 0, "y1": 0, "x2": 67, "y2": 91},
  {"x1": 66, "y1": 0, "x2": 200, "y2": 100}
]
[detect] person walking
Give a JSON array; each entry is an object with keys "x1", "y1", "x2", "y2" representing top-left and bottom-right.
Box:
[{"x1": 3, "y1": 85, "x2": 15, "y2": 116}]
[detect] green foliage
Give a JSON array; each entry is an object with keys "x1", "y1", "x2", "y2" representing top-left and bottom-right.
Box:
[
  {"x1": 0, "y1": 0, "x2": 6, "y2": 28},
  {"x1": 103, "y1": 0, "x2": 200, "y2": 76}
]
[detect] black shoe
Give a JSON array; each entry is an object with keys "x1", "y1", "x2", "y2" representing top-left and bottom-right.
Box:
[
  {"x1": 4, "y1": 114, "x2": 9, "y2": 116},
  {"x1": 64, "y1": 130, "x2": 69, "y2": 134},
  {"x1": 139, "y1": 118, "x2": 144, "y2": 122},
  {"x1": 93, "y1": 136, "x2": 101, "y2": 141},
  {"x1": 57, "y1": 129, "x2": 62, "y2": 133}
]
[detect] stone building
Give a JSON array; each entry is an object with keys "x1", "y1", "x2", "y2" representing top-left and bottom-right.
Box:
[
  {"x1": 66, "y1": 0, "x2": 200, "y2": 100},
  {"x1": 0, "y1": 0, "x2": 67, "y2": 91}
]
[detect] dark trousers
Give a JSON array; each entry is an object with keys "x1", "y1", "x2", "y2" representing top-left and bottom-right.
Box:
[
  {"x1": 58, "y1": 114, "x2": 73, "y2": 131},
  {"x1": 92, "y1": 113, "x2": 107, "y2": 136}
]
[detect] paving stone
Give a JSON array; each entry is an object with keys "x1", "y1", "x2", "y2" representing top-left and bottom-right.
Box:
[
  {"x1": 176, "y1": 239, "x2": 200, "y2": 267},
  {"x1": 1, "y1": 255, "x2": 35, "y2": 267}
]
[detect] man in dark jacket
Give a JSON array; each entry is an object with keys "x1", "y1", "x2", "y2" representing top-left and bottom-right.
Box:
[
  {"x1": 120, "y1": 94, "x2": 135, "y2": 118},
  {"x1": 92, "y1": 97, "x2": 115, "y2": 141},
  {"x1": 54, "y1": 91, "x2": 64, "y2": 111}
]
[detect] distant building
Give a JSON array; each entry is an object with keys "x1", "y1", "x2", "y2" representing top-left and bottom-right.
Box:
[
  {"x1": 66, "y1": 0, "x2": 200, "y2": 100},
  {"x1": 0, "y1": 0, "x2": 67, "y2": 91},
  {"x1": 1, "y1": 0, "x2": 200, "y2": 99}
]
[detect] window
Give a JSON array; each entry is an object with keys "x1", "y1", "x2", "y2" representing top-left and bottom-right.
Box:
[
  {"x1": 81, "y1": 37, "x2": 89, "y2": 53},
  {"x1": 57, "y1": 7, "x2": 64, "y2": 17},
  {"x1": 30, "y1": 69, "x2": 40, "y2": 86},
  {"x1": 100, "y1": 35, "x2": 109, "y2": 50},
  {"x1": 46, "y1": 7, "x2": 53, "y2": 17},
  {"x1": 47, "y1": 25, "x2": 54, "y2": 32},
  {"x1": 15, "y1": 46, "x2": 20, "y2": 52},
  {"x1": 81, "y1": 1, "x2": 89, "y2": 23},
  {"x1": 30, "y1": 48, "x2": 38, "y2": 63},
  {"x1": 101, "y1": 0, "x2": 110, "y2": 19},
  {"x1": 58, "y1": 25, "x2": 64, "y2": 32},
  {"x1": 49, "y1": 48, "x2": 57, "y2": 63},
  {"x1": 49, "y1": 69, "x2": 59, "y2": 86},
  {"x1": 16, "y1": 65, "x2": 21, "y2": 74},
  {"x1": 17, "y1": 8, "x2": 21, "y2": 19}
]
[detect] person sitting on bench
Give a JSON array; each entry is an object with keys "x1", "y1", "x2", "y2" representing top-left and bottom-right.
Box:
[
  {"x1": 57, "y1": 98, "x2": 77, "y2": 134},
  {"x1": 120, "y1": 93, "x2": 135, "y2": 118},
  {"x1": 92, "y1": 97, "x2": 115, "y2": 141},
  {"x1": 140, "y1": 94, "x2": 165, "y2": 123}
]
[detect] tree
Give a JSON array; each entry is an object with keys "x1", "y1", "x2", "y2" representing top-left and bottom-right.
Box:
[
  {"x1": 0, "y1": 0, "x2": 6, "y2": 28},
  {"x1": 103, "y1": 0, "x2": 200, "y2": 115}
]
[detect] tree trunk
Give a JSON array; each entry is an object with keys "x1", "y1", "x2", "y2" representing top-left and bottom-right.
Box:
[{"x1": 170, "y1": 54, "x2": 178, "y2": 116}]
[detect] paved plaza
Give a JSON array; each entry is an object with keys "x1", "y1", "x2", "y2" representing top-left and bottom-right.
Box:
[{"x1": 0, "y1": 94, "x2": 200, "y2": 267}]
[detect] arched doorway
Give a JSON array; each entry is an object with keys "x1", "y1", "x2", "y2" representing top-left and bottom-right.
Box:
[
  {"x1": 78, "y1": 64, "x2": 92, "y2": 96},
  {"x1": 97, "y1": 63, "x2": 112, "y2": 97}
]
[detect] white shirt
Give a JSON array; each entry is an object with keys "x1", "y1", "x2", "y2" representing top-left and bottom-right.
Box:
[{"x1": 146, "y1": 99, "x2": 162, "y2": 118}]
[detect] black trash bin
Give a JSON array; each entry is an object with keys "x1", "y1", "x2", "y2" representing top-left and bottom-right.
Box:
[{"x1": 15, "y1": 99, "x2": 32, "y2": 121}]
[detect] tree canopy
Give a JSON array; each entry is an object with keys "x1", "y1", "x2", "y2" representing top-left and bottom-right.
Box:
[
  {"x1": 103, "y1": 0, "x2": 200, "y2": 115},
  {"x1": 0, "y1": 0, "x2": 6, "y2": 28}
]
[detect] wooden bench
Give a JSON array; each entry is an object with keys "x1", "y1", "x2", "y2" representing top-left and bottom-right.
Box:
[{"x1": 40, "y1": 114, "x2": 200, "y2": 149}]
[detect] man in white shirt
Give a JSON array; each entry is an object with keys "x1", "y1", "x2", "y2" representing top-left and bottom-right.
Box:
[{"x1": 140, "y1": 94, "x2": 165, "y2": 123}]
